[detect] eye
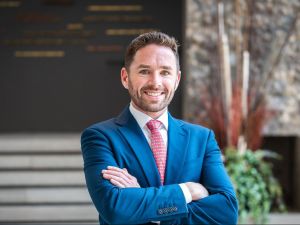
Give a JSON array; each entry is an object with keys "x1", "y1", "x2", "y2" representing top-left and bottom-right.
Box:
[
  {"x1": 161, "y1": 70, "x2": 171, "y2": 76},
  {"x1": 139, "y1": 69, "x2": 150, "y2": 75}
]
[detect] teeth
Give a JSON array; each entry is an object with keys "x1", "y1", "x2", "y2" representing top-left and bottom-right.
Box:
[{"x1": 146, "y1": 92, "x2": 161, "y2": 96}]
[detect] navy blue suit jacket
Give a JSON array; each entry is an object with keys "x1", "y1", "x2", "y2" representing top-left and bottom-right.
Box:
[{"x1": 81, "y1": 106, "x2": 238, "y2": 224}]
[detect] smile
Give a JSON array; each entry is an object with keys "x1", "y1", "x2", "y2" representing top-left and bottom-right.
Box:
[{"x1": 144, "y1": 91, "x2": 164, "y2": 97}]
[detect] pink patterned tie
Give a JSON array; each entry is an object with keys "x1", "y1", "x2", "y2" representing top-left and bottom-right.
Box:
[{"x1": 146, "y1": 119, "x2": 167, "y2": 185}]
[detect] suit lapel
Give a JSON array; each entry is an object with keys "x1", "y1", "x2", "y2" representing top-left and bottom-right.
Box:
[
  {"x1": 164, "y1": 114, "x2": 190, "y2": 184},
  {"x1": 116, "y1": 107, "x2": 160, "y2": 187}
]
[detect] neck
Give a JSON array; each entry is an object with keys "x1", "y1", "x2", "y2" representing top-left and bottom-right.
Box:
[{"x1": 131, "y1": 102, "x2": 167, "y2": 119}]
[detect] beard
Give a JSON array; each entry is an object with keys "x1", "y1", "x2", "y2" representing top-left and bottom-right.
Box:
[{"x1": 127, "y1": 79, "x2": 176, "y2": 113}]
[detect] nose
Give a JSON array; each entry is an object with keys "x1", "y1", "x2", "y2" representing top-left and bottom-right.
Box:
[{"x1": 149, "y1": 71, "x2": 162, "y2": 86}]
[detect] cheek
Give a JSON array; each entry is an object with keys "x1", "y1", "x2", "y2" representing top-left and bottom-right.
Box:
[
  {"x1": 165, "y1": 80, "x2": 177, "y2": 92},
  {"x1": 132, "y1": 80, "x2": 146, "y2": 90},
  {"x1": 128, "y1": 79, "x2": 142, "y2": 92}
]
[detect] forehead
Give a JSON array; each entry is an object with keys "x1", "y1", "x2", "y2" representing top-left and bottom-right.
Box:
[{"x1": 132, "y1": 44, "x2": 177, "y2": 68}]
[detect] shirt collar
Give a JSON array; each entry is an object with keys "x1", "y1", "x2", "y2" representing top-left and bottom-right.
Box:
[{"x1": 129, "y1": 102, "x2": 168, "y2": 130}]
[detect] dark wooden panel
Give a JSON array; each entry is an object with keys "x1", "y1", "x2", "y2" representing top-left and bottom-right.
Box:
[
  {"x1": 0, "y1": 0, "x2": 183, "y2": 132},
  {"x1": 262, "y1": 136, "x2": 296, "y2": 210}
]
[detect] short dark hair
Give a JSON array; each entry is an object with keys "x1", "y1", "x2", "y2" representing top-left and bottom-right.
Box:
[{"x1": 124, "y1": 31, "x2": 180, "y2": 71}]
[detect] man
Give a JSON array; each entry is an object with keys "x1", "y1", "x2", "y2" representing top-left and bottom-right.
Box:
[{"x1": 81, "y1": 31, "x2": 238, "y2": 224}]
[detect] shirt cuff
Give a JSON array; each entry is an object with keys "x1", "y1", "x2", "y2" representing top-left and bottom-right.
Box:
[{"x1": 179, "y1": 183, "x2": 192, "y2": 204}]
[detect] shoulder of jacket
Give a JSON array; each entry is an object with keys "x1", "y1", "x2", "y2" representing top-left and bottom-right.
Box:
[
  {"x1": 83, "y1": 118, "x2": 118, "y2": 133},
  {"x1": 175, "y1": 118, "x2": 211, "y2": 133}
]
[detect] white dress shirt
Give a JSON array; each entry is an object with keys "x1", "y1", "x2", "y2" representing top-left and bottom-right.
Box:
[{"x1": 129, "y1": 102, "x2": 192, "y2": 204}]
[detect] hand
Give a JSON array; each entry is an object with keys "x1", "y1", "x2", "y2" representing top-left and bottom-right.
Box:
[
  {"x1": 102, "y1": 166, "x2": 140, "y2": 188},
  {"x1": 184, "y1": 182, "x2": 209, "y2": 201}
]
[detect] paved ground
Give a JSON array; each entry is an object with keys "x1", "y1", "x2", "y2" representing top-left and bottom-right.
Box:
[{"x1": 268, "y1": 213, "x2": 300, "y2": 224}]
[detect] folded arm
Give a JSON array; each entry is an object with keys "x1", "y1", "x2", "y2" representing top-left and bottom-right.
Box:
[
  {"x1": 102, "y1": 166, "x2": 209, "y2": 201},
  {"x1": 81, "y1": 128, "x2": 189, "y2": 224},
  {"x1": 102, "y1": 163, "x2": 237, "y2": 225}
]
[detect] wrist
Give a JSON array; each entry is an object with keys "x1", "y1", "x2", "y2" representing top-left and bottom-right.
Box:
[{"x1": 179, "y1": 183, "x2": 192, "y2": 203}]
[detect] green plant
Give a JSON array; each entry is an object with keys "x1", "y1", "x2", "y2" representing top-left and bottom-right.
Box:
[{"x1": 225, "y1": 148, "x2": 286, "y2": 224}]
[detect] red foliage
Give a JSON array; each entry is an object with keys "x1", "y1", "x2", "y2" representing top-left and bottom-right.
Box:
[
  {"x1": 198, "y1": 91, "x2": 227, "y2": 149},
  {"x1": 196, "y1": 83, "x2": 273, "y2": 151}
]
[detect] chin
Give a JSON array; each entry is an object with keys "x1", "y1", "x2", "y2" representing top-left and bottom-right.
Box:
[{"x1": 145, "y1": 104, "x2": 167, "y2": 113}]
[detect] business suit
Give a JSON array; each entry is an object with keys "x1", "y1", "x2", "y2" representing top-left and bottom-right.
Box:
[{"x1": 81, "y1": 106, "x2": 238, "y2": 224}]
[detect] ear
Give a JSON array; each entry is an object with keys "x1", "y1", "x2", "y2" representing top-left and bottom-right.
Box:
[
  {"x1": 175, "y1": 70, "x2": 181, "y2": 90},
  {"x1": 120, "y1": 67, "x2": 129, "y2": 89}
]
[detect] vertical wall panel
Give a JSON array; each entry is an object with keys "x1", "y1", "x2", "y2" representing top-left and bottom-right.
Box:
[{"x1": 0, "y1": 0, "x2": 183, "y2": 132}]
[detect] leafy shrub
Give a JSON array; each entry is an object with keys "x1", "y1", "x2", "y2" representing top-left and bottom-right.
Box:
[{"x1": 225, "y1": 148, "x2": 286, "y2": 224}]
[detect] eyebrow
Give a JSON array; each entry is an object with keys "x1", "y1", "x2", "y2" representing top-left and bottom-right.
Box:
[
  {"x1": 137, "y1": 64, "x2": 151, "y2": 69},
  {"x1": 137, "y1": 64, "x2": 173, "y2": 70},
  {"x1": 160, "y1": 66, "x2": 172, "y2": 70}
]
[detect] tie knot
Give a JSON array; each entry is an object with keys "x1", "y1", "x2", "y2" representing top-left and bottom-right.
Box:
[{"x1": 146, "y1": 119, "x2": 162, "y2": 132}]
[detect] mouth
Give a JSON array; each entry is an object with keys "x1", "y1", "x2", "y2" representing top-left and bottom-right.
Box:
[{"x1": 144, "y1": 90, "x2": 165, "y2": 97}]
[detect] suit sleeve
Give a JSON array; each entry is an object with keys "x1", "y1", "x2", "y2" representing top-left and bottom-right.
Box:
[
  {"x1": 81, "y1": 128, "x2": 188, "y2": 224},
  {"x1": 163, "y1": 130, "x2": 239, "y2": 225}
]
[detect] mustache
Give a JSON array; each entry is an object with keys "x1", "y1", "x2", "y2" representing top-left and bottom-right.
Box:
[{"x1": 141, "y1": 85, "x2": 166, "y2": 92}]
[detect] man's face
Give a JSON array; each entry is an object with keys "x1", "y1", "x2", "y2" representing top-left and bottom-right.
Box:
[{"x1": 121, "y1": 44, "x2": 181, "y2": 118}]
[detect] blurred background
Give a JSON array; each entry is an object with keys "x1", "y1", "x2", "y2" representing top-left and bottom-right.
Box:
[{"x1": 0, "y1": 0, "x2": 299, "y2": 224}]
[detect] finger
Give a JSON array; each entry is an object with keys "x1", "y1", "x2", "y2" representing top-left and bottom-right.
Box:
[
  {"x1": 110, "y1": 178, "x2": 125, "y2": 188},
  {"x1": 106, "y1": 166, "x2": 127, "y2": 175},
  {"x1": 107, "y1": 166, "x2": 124, "y2": 172},
  {"x1": 122, "y1": 168, "x2": 135, "y2": 180},
  {"x1": 103, "y1": 173, "x2": 128, "y2": 186},
  {"x1": 107, "y1": 166, "x2": 129, "y2": 176},
  {"x1": 199, "y1": 184, "x2": 209, "y2": 198},
  {"x1": 102, "y1": 170, "x2": 131, "y2": 183},
  {"x1": 103, "y1": 167, "x2": 139, "y2": 186},
  {"x1": 107, "y1": 168, "x2": 139, "y2": 186},
  {"x1": 103, "y1": 171, "x2": 140, "y2": 188},
  {"x1": 121, "y1": 168, "x2": 136, "y2": 180},
  {"x1": 106, "y1": 166, "x2": 132, "y2": 180}
]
